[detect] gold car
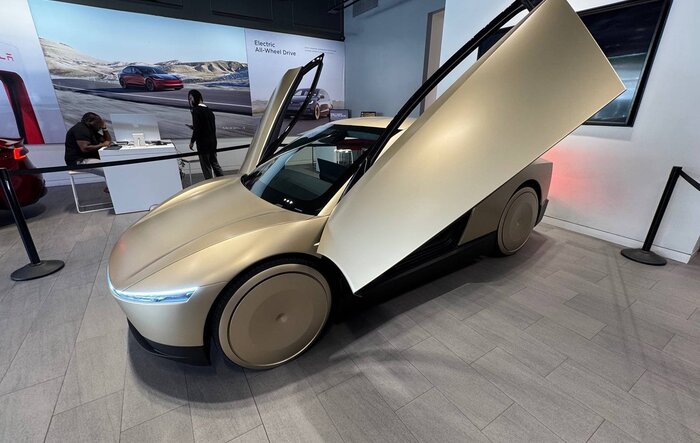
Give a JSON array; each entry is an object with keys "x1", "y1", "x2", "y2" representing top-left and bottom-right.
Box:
[{"x1": 108, "y1": 0, "x2": 623, "y2": 369}]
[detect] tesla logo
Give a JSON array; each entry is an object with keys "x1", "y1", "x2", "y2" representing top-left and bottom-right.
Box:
[{"x1": 0, "y1": 53, "x2": 14, "y2": 61}]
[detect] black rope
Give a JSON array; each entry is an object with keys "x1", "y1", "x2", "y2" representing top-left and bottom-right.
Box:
[
  {"x1": 680, "y1": 170, "x2": 700, "y2": 192},
  {"x1": 9, "y1": 143, "x2": 251, "y2": 176}
]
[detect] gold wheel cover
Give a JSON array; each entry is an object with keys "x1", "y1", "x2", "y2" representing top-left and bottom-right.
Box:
[
  {"x1": 498, "y1": 188, "x2": 538, "y2": 255},
  {"x1": 218, "y1": 264, "x2": 331, "y2": 369}
]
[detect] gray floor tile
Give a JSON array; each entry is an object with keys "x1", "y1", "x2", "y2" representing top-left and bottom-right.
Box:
[
  {"x1": 46, "y1": 391, "x2": 122, "y2": 443},
  {"x1": 0, "y1": 277, "x2": 54, "y2": 322},
  {"x1": 295, "y1": 326, "x2": 361, "y2": 395},
  {"x1": 591, "y1": 329, "x2": 700, "y2": 399},
  {"x1": 512, "y1": 288, "x2": 606, "y2": 339},
  {"x1": 121, "y1": 335, "x2": 188, "y2": 431},
  {"x1": 0, "y1": 311, "x2": 37, "y2": 379},
  {"x1": 0, "y1": 377, "x2": 62, "y2": 443},
  {"x1": 186, "y1": 358, "x2": 261, "y2": 443},
  {"x1": 403, "y1": 337, "x2": 511, "y2": 429},
  {"x1": 482, "y1": 403, "x2": 563, "y2": 443},
  {"x1": 652, "y1": 275, "x2": 700, "y2": 305},
  {"x1": 465, "y1": 308, "x2": 566, "y2": 376},
  {"x1": 55, "y1": 330, "x2": 128, "y2": 414},
  {"x1": 369, "y1": 308, "x2": 432, "y2": 351},
  {"x1": 397, "y1": 388, "x2": 489, "y2": 443},
  {"x1": 227, "y1": 425, "x2": 269, "y2": 443},
  {"x1": 0, "y1": 320, "x2": 80, "y2": 396},
  {"x1": 120, "y1": 405, "x2": 194, "y2": 443},
  {"x1": 344, "y1": 329, "x2": 432, "y2": 410},
  {"x1": 663, "y1": 334, "x2": 700, "y2": 367},
  {"x1": 526, "y1": 318, "x2": 645, "y2": 391},
  {"x1": 76, "y1": 292, "x2": 128, "y2": 342},
  {"x1": 547, "y1": 360, "x2": 700, "y2": 442},
  {"x1": 564, "y1": 293, "x2": 673, "y2": 349},
  {"x1": 472, "y1": 347, "x2": 602, "y2": 442},
  {"x1": 318, "y1": 374, "x2": 417, "y2": 443},
  {"x1": 408, "y1": 307, "x2": 495, "y2": 363},
  {"x1": 629, "y1": 301, "x2": 700, "y2": 341},
  {"x1": 629, "y1": 371, "x2": 700, "y2": 435},
  {"x1": 587, "y1": 420, "x2": 638, "y2": 443},
  {"x1": 546, "y1": 270, "x2": 636, "y2": 309},
  {"x1": 247, "y1": 362, "x2": 342, "y2": 443},
  {"x1": 31, "y1": 282, "x2": 92, "y2": 333},
  {"x1": 475, "y1": 297, "x2": 543, "y2": 330}
]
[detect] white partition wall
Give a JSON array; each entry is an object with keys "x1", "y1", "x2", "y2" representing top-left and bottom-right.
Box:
[{"x1": 440, "y1": 0, "x2": 700, "y2": 263}]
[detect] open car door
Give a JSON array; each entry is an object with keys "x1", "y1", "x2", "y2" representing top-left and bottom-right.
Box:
[
  {"x1": 239, "y1": 54, "x2": 324, "y2": 175},
  {"x1": 318, "y1": 0, "x2": 625, "y2": 292}
]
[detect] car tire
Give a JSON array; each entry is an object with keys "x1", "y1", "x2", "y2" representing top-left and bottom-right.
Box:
[
  {"x1": 119, "y1": 78, "x2": 127, "y2": 89},
  {"x1": 495, "y1": 186, "x2": 539, "y2": 256},
  {"x1": 145, "y1": 79, "x2": 155, "y2": 91},
  {"x1": 313, "y1": 104, "x2": 321, "y2": 120},
  {"x1": 213, "y1": 257, "x2": 332, "y2": 369}
]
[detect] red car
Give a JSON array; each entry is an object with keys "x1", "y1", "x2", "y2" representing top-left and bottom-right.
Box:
[
  {"x1": 0, "y1": 138, "x2": 46, "y2": 210},
  {"x1": 118, "y1": 66, "x2": 183, "y2": 91}
]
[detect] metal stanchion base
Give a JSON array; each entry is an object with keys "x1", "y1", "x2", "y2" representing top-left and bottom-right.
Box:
[
  {"x1": 620, "y1": 249, "x2": 667, "y2": 266},
  {"x1": 11, "y1": 260, "x2": 65, "y2": 281}
]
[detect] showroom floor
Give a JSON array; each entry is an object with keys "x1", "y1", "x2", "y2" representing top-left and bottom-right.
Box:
[{"x1": 1, "y1": 185, "x2": 700, "y2": 443}]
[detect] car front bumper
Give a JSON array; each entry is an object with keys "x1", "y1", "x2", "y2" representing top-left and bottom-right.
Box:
[{"x1": 128, "y1": 321, "x2": 210, "y2": 365}]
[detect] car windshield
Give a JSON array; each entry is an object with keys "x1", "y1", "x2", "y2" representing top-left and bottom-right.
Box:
[
  {"x1": 243, "y1": 124, "x2": 386, "y2": 215},
  {"x1": 140, "y1": 67, "x2": 166, "y2": 75},
  {"x1": 294, "y1": 89, "x2": 318, "y2": 96}
]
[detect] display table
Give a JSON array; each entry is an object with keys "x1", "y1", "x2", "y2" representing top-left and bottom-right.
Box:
[{"x1": 100, "y1": 143, "x2": 182, "y2": 214}]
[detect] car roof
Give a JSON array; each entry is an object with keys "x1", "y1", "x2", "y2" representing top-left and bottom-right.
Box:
[{"x1": 330, "y1": 117, "x2": 415, "y2": 131}]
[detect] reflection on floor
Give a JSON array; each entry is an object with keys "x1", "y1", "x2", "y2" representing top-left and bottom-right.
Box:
[{"x1": 1, "y1": 185, "x2": 700, "y2": 442}]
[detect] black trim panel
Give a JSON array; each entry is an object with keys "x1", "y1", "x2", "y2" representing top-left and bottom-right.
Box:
[{"x1": 128, "y1": 322, "x2": 210, "y2": 366}]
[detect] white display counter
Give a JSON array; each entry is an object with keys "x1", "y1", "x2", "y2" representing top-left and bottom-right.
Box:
[{"x1": 100, "y1": 143, "x2": 181, "y2": 214}]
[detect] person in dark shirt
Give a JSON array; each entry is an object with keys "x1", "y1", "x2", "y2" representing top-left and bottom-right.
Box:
[
  {"x1": 188, "y1": 90, "x2": 223, "y2": 179},
  {"x1": 64, "y1": 112, "x2": 112, "y2": 177}
]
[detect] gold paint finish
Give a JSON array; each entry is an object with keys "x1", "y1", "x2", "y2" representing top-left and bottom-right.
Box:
[
  {"x1": 318, "y1": 0, "x2": 625, "y2": 291},
  {"x1": 218, "y1": 264, "x2": 331, "y2": 368}
]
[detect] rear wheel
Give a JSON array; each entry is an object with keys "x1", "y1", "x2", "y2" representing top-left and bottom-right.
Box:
[
  {"x1": 213, "y1": 258, "x2": 332, "y2": 369},
  {"x1": 145, "y1": 79, "x2": 155, "y2": 91},
  {"x1": 495, "y1": 187, "x2": 539, "y2": 255}
]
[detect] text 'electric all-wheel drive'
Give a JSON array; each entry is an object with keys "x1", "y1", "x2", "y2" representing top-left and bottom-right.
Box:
[{"x1": 108, "y1": 0, "x2": 625, "y2": 368}]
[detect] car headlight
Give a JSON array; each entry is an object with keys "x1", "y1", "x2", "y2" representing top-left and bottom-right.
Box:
[{"x1": 108, "y1": 275, "x2": 196, "y2": 304}]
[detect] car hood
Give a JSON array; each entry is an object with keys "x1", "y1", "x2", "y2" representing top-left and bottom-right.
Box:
[{"x1": 108, "y1": 177, "x2": 310, "y2": 289}]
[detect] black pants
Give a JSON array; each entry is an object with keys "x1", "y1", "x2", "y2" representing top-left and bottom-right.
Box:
[{"x1": 198, "y1": 150, "x2": 223, "y2": 179}]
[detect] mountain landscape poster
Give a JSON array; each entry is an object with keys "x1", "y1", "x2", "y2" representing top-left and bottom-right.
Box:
[{"x1": 28, "y1": 0, "x2": 255, "y2": 139}]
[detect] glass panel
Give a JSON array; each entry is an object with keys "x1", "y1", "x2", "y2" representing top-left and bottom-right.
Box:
[{"x1": 243, "y1": 124, "x2": 383, "y2": 215}]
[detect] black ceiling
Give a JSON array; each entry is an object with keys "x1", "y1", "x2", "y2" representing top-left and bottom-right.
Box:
[{"x1": 55, "y1": 0, "x2": 345, "y2": 41}]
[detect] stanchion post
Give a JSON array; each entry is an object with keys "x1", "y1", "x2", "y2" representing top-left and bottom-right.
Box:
[
  {"x1": 621, "y1": 166, "x2": 683, "y2": 266},
  {"x1": 0, "y1": 168, "x2": 64, "y2": 281}
]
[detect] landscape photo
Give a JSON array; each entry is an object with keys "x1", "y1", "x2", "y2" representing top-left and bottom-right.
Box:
[{"x1": 28, "y1": 0, "x2": 256, "y2": 139}]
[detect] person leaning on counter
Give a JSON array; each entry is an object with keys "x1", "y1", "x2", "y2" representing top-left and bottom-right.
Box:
[{"x1": 64, "y1": 112, "x2": 112, "y2": 178}]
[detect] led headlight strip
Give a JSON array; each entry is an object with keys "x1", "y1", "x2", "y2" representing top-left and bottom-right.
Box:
[{"x1": 108, "y1": 275, "x2": 196, "y2": 304}]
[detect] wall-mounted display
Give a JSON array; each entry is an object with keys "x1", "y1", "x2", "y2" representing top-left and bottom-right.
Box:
[
  {"x1": 27, "y1": 0, "x2": 252, "y2": 140},
  {"x1": 1, "y1": 0, "x2": 65, "y2": 144},
  {"x1": 478, "y1": 0, "x2": 672, "y2": 126}
]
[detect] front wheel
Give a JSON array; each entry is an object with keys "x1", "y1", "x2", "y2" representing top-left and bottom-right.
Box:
[
  {"x1": 145, "y1": 79, "x2": 155, "y2": 91},
  {"x1": 119, "y1": 78, "x2": 127, "y2": 89},
  {"x1": 213, "y1": 258, "x2": 332, "y2": 369},
  {"x1": 495, "y1": 187, "x2": 539, "y2": 255},
  {"x1": 313, "y1": 104, "x2": 321, "y2": 120}
]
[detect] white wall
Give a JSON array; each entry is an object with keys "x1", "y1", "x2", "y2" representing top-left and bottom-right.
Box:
[
  {"x1": 441, "y1": 0, "x2": 700, "y2": 263},
  {"x1": 344, "y1": 0, "x2": 445, "y2": 118}
]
